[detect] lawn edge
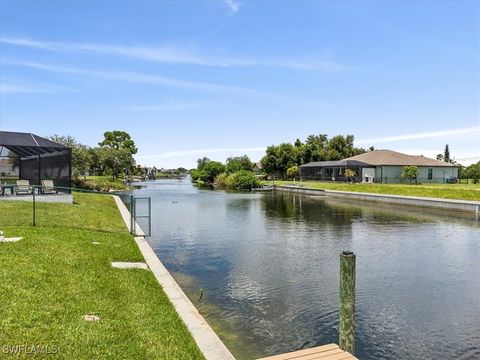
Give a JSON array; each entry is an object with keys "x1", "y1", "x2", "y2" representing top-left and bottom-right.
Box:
[{"x1": 112, "y1": 196, "x2": 236, "y2": 360}]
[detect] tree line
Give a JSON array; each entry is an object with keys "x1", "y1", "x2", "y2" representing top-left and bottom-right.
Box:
[
  {"x1": 49, "y1": 130, "x2": 139, "y2": 180},
  {"x1": 461, "y1": 161, "x2": 480, "y2": 182},
  {"x1": 260, "y1": 134, "x2": 368, "y2": 178},
  {"x1": 437, "y1": 144, "x2": 479, "y2": 182}
]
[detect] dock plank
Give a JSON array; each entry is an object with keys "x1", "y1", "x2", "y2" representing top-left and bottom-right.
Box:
[
  {"x1": 293, "y1": 349, "x2": 344, "y2": 360},
  {"x1": 256, "y1": 344, "x2": 358, "y2": 360}
]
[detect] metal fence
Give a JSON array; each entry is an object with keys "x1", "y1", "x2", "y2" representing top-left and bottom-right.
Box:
[{"x1": 0, "y1": 185, "x2": 150, "y2": 236}]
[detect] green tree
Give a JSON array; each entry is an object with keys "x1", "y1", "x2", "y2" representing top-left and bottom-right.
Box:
[
  {"x1": 88, "y1": 147, "x2": 104, "y2": 175},
  {"x1": 462, "y1": 161, "x2": 480, "y2": 182},
  {"x1": 97, "y1": 131, "x2": 137, "y2": 178},
  {"x1": 196, "y1": 157, "x2": 211, "y2": 170},
  {"x1": 225, "y1": 155, "x2": 253, "y2": 174},
  {"x1": 277, "y1": 143, "x2": 298, "y2": 177},
  {"x1": 444, "y1": 144, "x2": 450, "y2": 163},
  {"x1": 304, "y1": 134, "x2": 328, "y2": 162},
  {"x1": 301, "y1": 134, "x2": 364, "y2": 163},
  {"x1": 96, "y1": 147, "x2": 134, "y2": 179},
  {"x1": 327, "y1": 135, "x2": 363, "y2": 159},
  {"x1": 199, "y1": 161, "x2": 225, "y2": 184},
  {"x1": 261, "y1": 145, "x2": 279, "y2": 176},
  {"x1": 49, "y1": 135, "x2": 91, "y2": 178},
  {"x1": 401, "y1": 165, "x2": 419, "y2": 184},
  {"x1": 190, "y1": 169, "x2": 202, "y2": 182},
  {"x1": 98, "y1": 131, "x2": 138, "y2": 155}
]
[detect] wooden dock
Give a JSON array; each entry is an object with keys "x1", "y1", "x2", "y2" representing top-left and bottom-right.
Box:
[{"x1": 256, "y1": 343, "x2": 358, "y2": 360}]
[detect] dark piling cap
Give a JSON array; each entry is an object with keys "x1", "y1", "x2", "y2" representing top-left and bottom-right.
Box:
[{"x1": 342, "y1": 251, "x2": 354, "y2": 256}]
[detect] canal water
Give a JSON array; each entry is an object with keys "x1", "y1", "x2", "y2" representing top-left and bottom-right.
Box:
[{"x1": 132, "y1": 178, "x2": 480, "y2": 360}]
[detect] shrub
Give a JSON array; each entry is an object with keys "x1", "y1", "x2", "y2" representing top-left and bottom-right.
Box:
[
  {"x1": 214, "y1": 173, "x2": 228, "y2": 189},
  {"x1": 213, "y1": 171, "x2": 258, "y2": 190},
  {"x1": 401, "y1": 165, "x2": 419, "y2": 184},
  {"x1": 190, "y1": 169, "x2": 202, "y2": 182},
  {"x1": 228, "y1": 170, "x2": 259, "y2": 190},
  {"x1": 225, "y1": 173, "x2": 236, "y2": 189},
  {"x1": 197, "y1": 170, "x2": 210, "y2": 183},
  {"x1": 344, "y1": 168, "x2": 356, "y2": 183},
  {"x1": 225, "y1": 155, "x2": 253, "y2": 174},
  {"x1": 286, "y1": 165, "x2": 299, "y2": 179},
  {"x1": 201, "y1": 161, "x2": 225, "y2": 184}
]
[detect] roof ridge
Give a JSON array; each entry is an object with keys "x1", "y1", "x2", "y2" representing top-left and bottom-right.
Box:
[{"x1": 343, "y1": 149, "x2": 457, "y2": 166}]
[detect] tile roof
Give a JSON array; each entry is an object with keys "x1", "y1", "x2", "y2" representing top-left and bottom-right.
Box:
[{"x1": 346, "y1": 149, "x2": 457, "y2": 167}]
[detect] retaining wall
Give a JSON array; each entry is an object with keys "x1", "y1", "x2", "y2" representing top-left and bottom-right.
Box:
[{"x1": 274, "y1": 186, "x2": 480, "y2": 214}]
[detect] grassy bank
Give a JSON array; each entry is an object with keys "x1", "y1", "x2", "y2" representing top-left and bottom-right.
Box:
[
  {"x1": 267, "y1": 180, "x2": 480, "y2": 201},
  {"x1": 73, "y1": 176, "x2": 132, "y2": 191},
  {"x1": 0, "y1": 195, "x2": 204, "y2": 359}
]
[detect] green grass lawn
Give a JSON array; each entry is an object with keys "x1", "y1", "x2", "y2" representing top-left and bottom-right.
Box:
[
  {"x1": 0, "y1": 194, "x2": 204, "y2": 359},
  {"x1": 268, "y1": 180, "x2": 480, "y2": 201}
]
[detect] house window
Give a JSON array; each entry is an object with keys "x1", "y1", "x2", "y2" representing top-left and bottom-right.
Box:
[{"x1": 428, "y1": 168, "x2": 433, "y2": 180}]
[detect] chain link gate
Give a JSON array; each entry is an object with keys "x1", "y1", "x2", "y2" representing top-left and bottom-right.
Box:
[{"x1": 130, "y1": 196, "x2": 152, "y2": 236}]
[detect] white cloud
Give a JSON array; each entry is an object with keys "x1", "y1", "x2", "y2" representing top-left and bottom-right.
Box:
[
  {"x1": 0, "y1": 84, "x2": 55, "y2": 94},
  {"x1": 0, "y1": 36, "x2": 347, "y2": 71},
  {"x1": 3, "y1": 60, "x2": 269, "y2": 95},
  {"x1": 0, "y1": 83, "x2": 79, "y2": 94},
  {"x1": 392, "y1": 148, "x2": 480, "y2": 166},
  {"x1": 136, "y1": 147, "x2": 266, "y2": 160},
  {"x1": 122, "y1": 101, "x2": 213, "y2": 112},
  {"x1": 356, "y1": 126, "x2": 480, "y2": 145},
  {"x1": 4, "y1": 60, "x2": 315, "y2": 102},
  {"x1": 225, "y1": 0, "x2": 241, "y2": 15}
]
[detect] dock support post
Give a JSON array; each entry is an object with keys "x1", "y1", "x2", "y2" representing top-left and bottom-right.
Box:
[{"x1": 339, "y1": 251, "x2": 356, "y2": 354}]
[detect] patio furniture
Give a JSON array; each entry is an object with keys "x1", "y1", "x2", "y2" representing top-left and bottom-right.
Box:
[
  {"x1": 1, "y1": 184, "x2": 16, "y2": 196},
  {"x1": 15, "y1": 180, "x2": 31, "y2": 195},
  {"x1": 41, "y1": 180, "x2": 58, "y2": 194}
]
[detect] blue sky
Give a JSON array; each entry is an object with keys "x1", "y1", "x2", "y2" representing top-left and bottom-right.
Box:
[{"x1": 0, "y1": 0, "x2": 479, "y2": 168}]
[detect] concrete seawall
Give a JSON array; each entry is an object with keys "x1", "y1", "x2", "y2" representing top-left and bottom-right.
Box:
[
  {"x1": 113, "y1": 196, "x2": 236, "y2": 360},
  {"x1": 274, "y1": 185, "x2": 480, "y2": 214}
]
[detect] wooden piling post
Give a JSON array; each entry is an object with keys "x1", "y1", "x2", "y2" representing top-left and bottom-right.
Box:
[{"x1": 339, "y1": 251, "x2": 356, "y2": 354}]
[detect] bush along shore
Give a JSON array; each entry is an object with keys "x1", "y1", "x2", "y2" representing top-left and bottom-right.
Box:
[{"x1": 191, "y1": 156, "x2": 260, "y2": 190}]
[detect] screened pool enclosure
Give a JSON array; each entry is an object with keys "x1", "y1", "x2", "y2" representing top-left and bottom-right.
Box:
[{"x1": 0, "y1": 131, "x2": 72, "y2": 188}]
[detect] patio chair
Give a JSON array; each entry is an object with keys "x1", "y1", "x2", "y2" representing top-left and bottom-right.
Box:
[
  {"x1": 15, "y1": 180, "x2": 31, "y2": 195},
  {"x1": 41, "y1": 180, "x2": 58, "y2": 194}
]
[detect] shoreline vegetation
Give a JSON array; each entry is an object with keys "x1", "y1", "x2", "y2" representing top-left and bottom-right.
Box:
[
  {"x1": 191, "y1": 156, "x2": 260, "y2": 190},
  {"x1": 0, "y1": 193, "x2": 204, "y2": 359},
  {"x1": 73, "y1": 175, "x2": 132, "y2": 192}
]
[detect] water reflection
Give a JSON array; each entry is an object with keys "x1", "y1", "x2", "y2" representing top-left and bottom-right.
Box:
[{"x1": 132, "y1": 179, "x2": 480, "y2": 360}]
